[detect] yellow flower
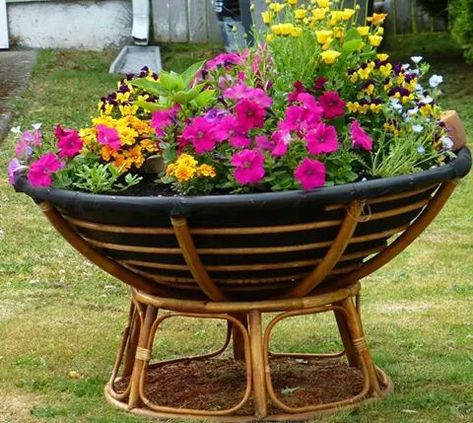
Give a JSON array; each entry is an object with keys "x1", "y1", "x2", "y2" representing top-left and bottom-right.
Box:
[
  {"x1": 166, "y1": 163, "x2": 176, "y2": 177},
  {"x1": 357, "y1": 26, "x2": 370, "y2": 36},
  {"x1": 357, "y1": 67, "x2": 372, "y2": 80},
  {"x1": 119, "y1": 104, "x2": 139, "y2": 117},
  {"x1": 333, "y1": 27, "x2": 345, "y2": 39},
  {"x1": 370, "y1": 103, "x2": 382, "y2": 113},
  {"x1": 140, "y1": 139, "x2": 158, "y2": 153},
  {"x1": 291, "y1": 27, "x2": 303, "y2": 37},
  {"x1": 294, "y1": 8, "x2": 307, "y2": 19},
  {"x1": 266, "y1": 34, "x2": 275, "y2": 43},
  {"x1": 261, "y1": 11, "x2": 272, "y2": 24},
  {"x1": 379, "y1": 63, "x2": 393, "y2": 77},
  {"x1": 364, "y1": 84, "x2": 375, "y2": 95},
  {"x1": 320, "y1": 50, "x2": 341, "y2": 65},
  {"x1": 315, "y1": 0, "x2": 329, "y2": 7},
  {"x1": 175, "y1": 165, "x2": 197, "y2": 182},
  {"x1": 100, "y1": 145, "x2": 118, "y2": 162},
  {"x1": 315, "y1": 30, "x2": 333, "y2": 44},
  {"x1": 117, "y1": 125, "x2": 138, "y2": 146},
  {"x1": 287, "y1": 0, "x2": 297, "y2": 5},
  {"x1": 79, "y1": 127, "x2": 97, "y2": 146},
  {"x1": 347, "y1": 101, "x2": 359, "y2": 113},
  {"x1": 198, "y1": 164, "x2": 216, "y2": 178},
  {"x1": 367, "y1": 13, "x2": 387, "y2": 26},
  {"x1": 269, "y1": 3, "x2": 285, "y2": 12},
  {"x1": 126, "y1": 145, "x2": 145, "y2": 169},
  {"x1": 311, "y1": 7, "x2": 328, "y2": 20},
  {"x1": 92, "y1": 115, "x2": 115, "y2": 127},
  {"x1": 377, "y1": 27, "x2": 384, "y2": 35},
  {"x1": 377, "y1": 53, "x2": 389, "y2": 61},
  {"x1": 116, "y1": 91, "x2": 131, "y2": 103},
  {"x1": 369, "y1": 35, "x2": 383, "y2": 47},
  {"x1": 340, "y1": 8, "x2": 355, "y2": 20}
]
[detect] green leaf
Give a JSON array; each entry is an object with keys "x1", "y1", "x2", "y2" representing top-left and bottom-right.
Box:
[
  {"x1": 171, "y1": 84, "x2": 205, "y2": 105},
  {"x1": 193, "y1": 89, "x2": 217, "y2": 107},
  {"x1": 159, "y1": 71, "x2": 183, "y2": 91},
  {"x1": 181, "y1": 60, "x2": 206, "y2": 87},
  {"x1": 343, "y1": 39, "x2": 364, "y2": 54},
  {"x1": 345, "y1": 28, "x2": 362, "y2": 42},
  {"x1": 130, "y1": 79, "x2": 167, "y2": 96},
  {"x1": 134, "y1": 100, "x2": 169, "y2": 112}
]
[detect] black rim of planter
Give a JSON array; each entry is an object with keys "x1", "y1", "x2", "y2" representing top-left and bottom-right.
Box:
[{"x1": 14, "y1": 147, "x2": 471, "y2": 217}]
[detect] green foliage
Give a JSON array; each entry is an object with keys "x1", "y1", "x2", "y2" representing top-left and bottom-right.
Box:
[
  {"x1": 449, "y1": 0, "x2": 473, "y2": 62},
  {"x1": 55, "y1": 156, "x2": 142, "y2": 194},
  {"x1": 417, "y1": 0, "x2": 449, "y2": 20}
]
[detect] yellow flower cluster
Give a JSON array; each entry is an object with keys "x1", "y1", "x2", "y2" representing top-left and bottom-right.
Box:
[
  {"x1": 263, "y1": 0, "x2": 387, "y2": 67},
  {"x1": 166, "y1": 154, "x2": 216, "y2": 183},
  {"x1": 79, "y1": 114, "x2": 157, "y2": 172}
]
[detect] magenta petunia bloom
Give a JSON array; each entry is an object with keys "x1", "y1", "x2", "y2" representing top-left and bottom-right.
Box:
[
  {"x1": 231, "y1": 149, "x2": 266, "y2": 185},
  {"x1": 214, "y1": 115, "x2": 250, "y2": 148},
  {"x1": 255, "y1": 135, "x2": 273, "y2": 151},
  {"x1": 15, "y1": 128, "x2": 43, "y2": 159},
  {"x1": 55, "y1": 125, "x2": 83, "y2": 158},
  {"x1": 27, "y1": 152, "x2": 64, "y2": 188},
  {"x1": 271, "y1": 130, "x2": 291, "y2": 157},
  {"x1": 350, "y1": 120, "x2": 373, "y2": 151},
  {"x1": 151, "y1": 106, "x2": 179, "y2": 137},
  {"x1": 8, "y1": 158, "x2": 21, "y2": 185},
  {"x1": 181, "y1": 117, "x2": 218, "y2": 154},
  {"x1": 287, "y1": 81, "x2": 306, "y2": 103},
  {"x1": 235, "y1": 100, "x2": 266, "y2": 131},
  {"x1": 305, "y1": 123, "x2": 339, "y2": 155},
  {"x1": 96, "y1": 125, "x2": 121, "y2": 150},
  {"x1": 319, "y1": 91, "x2": 346, "y2": 120},
  {"x1": 224, "y1": 83, "x2": 273, "y2": 108},
  {"x1": 314, "y1": 76, "x2": 328, "y2": 92},
  {"x1": 279, "y1": 105, "x2": 306, "y2": 133},
  {"x1": 206, "y1": 52, "x2": 243, "y2": 71},
  {"x1": 294, "y1": 158, "x2": 326, "y2": 191}
]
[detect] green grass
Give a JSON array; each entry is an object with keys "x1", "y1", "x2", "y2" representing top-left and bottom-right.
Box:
[{"x1": 0, "y1": 48, "x2": 473, "y2": 422}]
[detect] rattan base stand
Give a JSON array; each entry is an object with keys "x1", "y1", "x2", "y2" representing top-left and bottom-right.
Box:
[{"x1": 105, "y1": 283, "x2": 392, "y2": 421}]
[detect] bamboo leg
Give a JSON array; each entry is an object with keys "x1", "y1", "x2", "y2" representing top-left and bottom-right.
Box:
[
  {"x1": 334, "y1": 308, "x2": 360, "y2": 368},
  {"x1": 248, "y1": 310, "x2": 267, "y2": 419},
  {"x1": 128, "y1": 304, "x2": 158, "y2": 410},
  {"x1": 340, "y1": 297, "x2": 382, "y2": 396},
  {"x1": 232, "y1": 313, "x2": 248, "y2": 361},
  {"x1": 123, "y1": 307, "x2": 142, "y2": 377}
]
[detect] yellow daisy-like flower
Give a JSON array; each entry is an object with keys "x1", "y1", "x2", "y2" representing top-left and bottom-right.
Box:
[
  {"x1": 294, "y1": 8, "x2": 307, "y2": 19},
  {"x1": 320, "y1": 50, "x2": 341, "y2": 65},
  {"x1": 291, "y1": 27, "x2": 303, "y2": 37},
  {"x1": 79, "y1": 127, "x2": 97, "y2": 146},
  {"x1": 119, "y1": 104, "x2": 139, "y2": 117},
  {"x1": 198, "y1": 164, "x2": 217, "y2": 178},
  {"x1": 340, "y1": 8, "x2": 355, "y2": 20},
  {"x1": 175, "y1": 165, "x2": 197, "y2": 182},
  {"x1": 117, "y1": 125, "x2": 138, "y2": 146},
  {"x1": 261, "y1": 11, "x2": 272, "y2": 24},
  {"x1": 140, "y1": 139, "x2": 158, "y2": 153},
  {"x1": 287, "y1": 0, "x2": 297, "y2": 5},
  {"x1": 368, "y1": 35, "x2": 383, "y2": 47},
  {"x1": 311, "y1": 7, "x2": 328, "y2": 20},
  {"x1": 367, "y1": 13, "x2": 387, "y2": 26},
  {"x1": 315, "y1": 0, "x2": 329, "y2": 7},
  {"x1": 357, "y1": 26, "x2": 370, "y2": 36},
  {"x1": 92, "y1": 115, "x2": 115, "y2": 127},
  {"x1": 315, "y1": 30, "x2": 333, "y2": 44},
  {"x1": 269, "y1": 3, "x2": 285, "y2": 13}
]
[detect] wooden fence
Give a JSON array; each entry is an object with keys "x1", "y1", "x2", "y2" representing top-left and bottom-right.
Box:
[{"x1": 376, "y1": 0, "x2": 447, "y2": 34}]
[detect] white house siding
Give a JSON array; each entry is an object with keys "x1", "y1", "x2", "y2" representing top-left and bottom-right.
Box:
[{"x1": 7, "y1": 0, "x2": 132, "y2": 50}]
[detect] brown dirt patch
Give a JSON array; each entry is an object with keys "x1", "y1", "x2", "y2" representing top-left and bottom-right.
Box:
[{"x1": 114, "y1": 357, "x2": 364, "y2": 414}]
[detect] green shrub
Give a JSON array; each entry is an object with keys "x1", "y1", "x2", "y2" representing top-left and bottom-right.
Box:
[
  {"x1": 417, "y1": 0, "x2": 449, "y2": 20},
  {"x1": 449, "y1": 0, "x2": 473, "y2": 62}
]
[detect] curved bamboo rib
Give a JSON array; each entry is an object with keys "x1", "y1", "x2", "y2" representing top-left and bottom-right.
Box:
[
  {"x1": 171, "y1": 217, "x2": 227, "y2": 301},
  {"x1": 368, "y1": 198, "x2": 430, "y2": 220},
  {"x1": 284, "y1": 201, "x2": 365, "y2": 298},
  {"x1": 82, "y1": 237, "x2": 182, "y2": 255},
  {"x1": 37, "y1": 202, "x2": 163, "y2": 295},
  {"x1": 337, "y1": 181, "x2": 458, "y2": 286},
  {"x1": 66, "y1": 217, "x2": 175, "y2": 234}
]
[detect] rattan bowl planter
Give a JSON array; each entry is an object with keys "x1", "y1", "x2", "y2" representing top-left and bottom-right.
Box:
[{"x1": 14, "y1": 146, "x2": 472, "y2": 422}]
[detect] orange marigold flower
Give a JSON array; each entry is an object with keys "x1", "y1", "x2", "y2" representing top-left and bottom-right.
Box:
[{"x1": 198, "y1": 164, "x2": 217, "y2": 178}]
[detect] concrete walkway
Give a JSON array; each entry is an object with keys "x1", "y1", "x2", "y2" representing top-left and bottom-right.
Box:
[{"x1": 0, "y1": 50, "x2": 37, "y2": 141}]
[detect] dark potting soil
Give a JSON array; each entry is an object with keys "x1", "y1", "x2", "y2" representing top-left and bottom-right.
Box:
[{"x1": 113, "y1": 357, "x2": 364, "y2": 414}]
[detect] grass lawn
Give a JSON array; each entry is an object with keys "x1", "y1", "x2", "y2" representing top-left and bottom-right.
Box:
[{"x1": 0, "y1": 47, "x2": 472, "y2": 423}]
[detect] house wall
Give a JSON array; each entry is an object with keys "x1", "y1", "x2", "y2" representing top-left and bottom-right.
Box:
[{"x1": 6, "y1": 0, "x2": 132, "y2": 50}]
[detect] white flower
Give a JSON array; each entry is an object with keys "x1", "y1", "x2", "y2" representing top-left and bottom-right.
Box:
[
  {"x1": 32, "y1": 123, "x2": 42, "y2": 130},
  {"x1": 410, "y1": 69, "x2": 420, "y2": 76},
  {"x1": 429, "y1": 74, "x2": 443, "y2": 88},
  {"x1": 420, "y1": 95, "x2": 434, "y2": 104},
  {"x1": 414, "y1": 83, "x2": 424, "y2": 93},
  {"x1": 441, "y1": 136, "x2": 454, "y2": 150},
  {"x1": 412, "y1": 125, "x2": 424, "y2": 133},
  {"x1": 10, "y1": 126, "x2": 21, "y2": 134},
  {"x1": 411, "y1": 56, "x2": 423, "y2": 64},
  {"x1": 408, "y1": 107, "x2": 419, "y2": 116},
  {"x1": 417, "y1": 146, "x2": 426, "y2": 154},
  {"x1": 403, "y1": 63, "x2": 411, "y2": 70},
  {"x1": 390, "y1": 99, "x2": 403, "y2": 113}
]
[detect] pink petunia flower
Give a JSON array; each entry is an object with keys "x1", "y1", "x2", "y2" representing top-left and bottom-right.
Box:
[
  {"x1": 296, "y1": 93, "x2": 324, "y2": 125},
  {"x1": 235, "y1": 100, "x2": 266, "y2": 131},
  {"x1": 255, "y1": 135, "x2": 273, "y2": 151},
  {"x1": 271, "y1": 130, "x2": 291, "y2": 157},
  {"x1": 181, "y1": 117, "x2": 218, "y2": 154},
  {"x1": 231, "y1": 149, "x2": 266, "y2": 185},
  {"x1": 15, "y1": 128, "x2": 43, "y2": 159},
  {"x1": 8, "y1": 158, "x2": 21, "y2": 185},
  {"x1": 350, "y1": 120, "x2": 373, "y2": 151},
  {"x1": 55, "y1": 125, "x2": 83, "y2": 158},
  {"x1": 27, "y1": 152, "x2": 64, "y2": 188},
  {"x1": 305, "y1": 123, "x2": 339, "y2": 155},
  {"x1": 319, "y1": 91, "x2": 346, "y2": 120},
  {"x1": 287, "y1": 81, "x2": 306, "y2": 103},
  {"x1": 279, "y1": 105, "x2": 307, "y2": 133},
  {"x1": 294, "y1": 158, "x2": 326, "y2": 191},
  {"x1": 214, "y1": 115, "x2": 250, "y2": 148},
  {"x1": 151, "y1": 106, "x2": 179, "y2": 137},
  {"x1": 224, "y1": 83, "x2": 273, "y2": 108},
  {"x1": 206, "y1": 52, "x2": 243, "y2": 71},
  {"x1": 96, "y1": 125, "x2": 121, "y2": 150}
]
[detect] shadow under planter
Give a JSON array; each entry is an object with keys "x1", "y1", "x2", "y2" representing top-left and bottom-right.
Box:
[{"x1": 14, "y1": 147, "x2": 471, "y2": 421}]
